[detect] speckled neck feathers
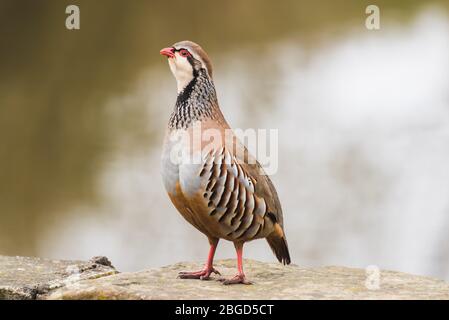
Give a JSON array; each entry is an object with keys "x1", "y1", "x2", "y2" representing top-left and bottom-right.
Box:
[{"x1": 169, "y1": 69, "x2": 218, "y2": 130}]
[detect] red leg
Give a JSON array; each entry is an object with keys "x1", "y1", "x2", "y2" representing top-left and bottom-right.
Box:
[
  {"x1": 178, "y1": 238, "x2": 220, "y2": 280},
  {"x1": 221, "y1": 242, "x2": 252, "y2": 285}
]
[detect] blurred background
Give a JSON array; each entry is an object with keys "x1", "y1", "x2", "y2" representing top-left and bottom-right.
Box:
[{"x1": 1, "y1": 0, "x2": 449, "y2": 280}]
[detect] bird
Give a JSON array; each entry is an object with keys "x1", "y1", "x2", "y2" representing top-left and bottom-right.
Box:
[{"x1": 160, "y1": 40, "x2": 290, "y2": 285}]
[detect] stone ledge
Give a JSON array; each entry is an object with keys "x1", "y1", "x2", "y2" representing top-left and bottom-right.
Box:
[
  {"x1": 1, "y1": 255, "x2": 448, "y2": 300},
  {"x1": 0, "y1": 255, "x2": 117, "y2": 300}
]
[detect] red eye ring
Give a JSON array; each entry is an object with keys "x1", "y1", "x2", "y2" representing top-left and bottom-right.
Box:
[{"x1": 179, "y1": 49, "x2": 191, "y2": 57}]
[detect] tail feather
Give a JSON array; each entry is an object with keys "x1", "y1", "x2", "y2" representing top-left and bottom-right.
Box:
[{"x1": 267, "y1": 233, "x2": 291, "y2": 265}]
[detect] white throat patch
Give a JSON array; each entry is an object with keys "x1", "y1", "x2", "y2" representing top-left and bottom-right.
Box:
[{"x1": 168, "y1": 52, "x2": 194, "y2": 93}]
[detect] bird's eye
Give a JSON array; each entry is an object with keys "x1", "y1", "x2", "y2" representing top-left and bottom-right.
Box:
[{"x1": 179, "y1": 49, "x2": 191, "y2": 57}]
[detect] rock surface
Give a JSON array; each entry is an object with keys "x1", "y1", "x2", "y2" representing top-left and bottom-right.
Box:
[
  {"x1": 0, "y1": 255, "x2": 117, "y2": 299},
  {"x1": 1, "y1": 255, "x2": 448, "y2": 299}
]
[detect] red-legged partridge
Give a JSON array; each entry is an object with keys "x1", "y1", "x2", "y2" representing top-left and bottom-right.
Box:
[{"x1": 160, "y1": 41, "x2": 291, "y2": 285}]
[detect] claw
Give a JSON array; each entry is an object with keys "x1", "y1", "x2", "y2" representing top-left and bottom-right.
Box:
[
  {"x1": 220, "y1": 274, "x2": 253, "y2": 285},
  {"x1": 178, "y1": 267, "x2": 221, "y2": 280}
]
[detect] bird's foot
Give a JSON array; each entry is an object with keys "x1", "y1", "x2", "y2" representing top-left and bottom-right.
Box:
[
  {"x1": 178, "y1": 267, "x2": 221, "y2": 280},
  {"x1": 220, "y1": 274, "x2": 253, "y2": 285}
]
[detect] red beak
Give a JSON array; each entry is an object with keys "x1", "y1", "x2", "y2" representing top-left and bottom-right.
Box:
[{"x1": 160, "y1": 47, "x2": 175, "y2": 58}]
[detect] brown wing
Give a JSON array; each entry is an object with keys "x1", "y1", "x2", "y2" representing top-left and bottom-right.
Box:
[
  {"x1": 191, "y1": 116, "x2": 290, "y2": 263},
  {"x1": 225, "y1": 136, "x2": 290, "y2": 264},
  {"x1": 229, "y1": 135, "x2": 285, "y2": 230},
  {"x1": 197, "y1": 142, "x2": 282, "y2": 242}
]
